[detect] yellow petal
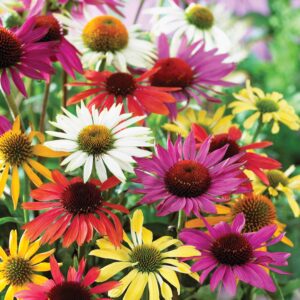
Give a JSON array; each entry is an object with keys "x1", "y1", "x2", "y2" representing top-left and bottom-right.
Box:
[
  {"x1": 142, "y1": 227, "x2": 153, "y2": 245},
  {"x1": 24, "y1": 240, "x2": 41, "y2": 260},
  {"x1": 97, "y1": 262, "x2": 132, "y2": 282},
  {"x1": 162, "y1": 246, "x2": 200, "y2": 258},
  {"x1": 124, "y1": 272, "x2": 148, "y2": 300},
  {"x1": 32, "y1": 145, "x2": 69, "y2": 157},
  {"x1": 0, "y1": 246, "x2": 8, "y2": 260},
  {"x1": 148, "y1": 273, "x2": 159, "y2": 300},
  {"x1": 12, "y1": 116, "x2": 20, "y2": 132},
  {"x1": 23, "y1": 163, "x2": 42, "y2": 187},
  {"x1": 11, "y1": 166, "x2": 20, "y2": 210},
  {"x1": 162, "y1": 124, "x2": 187, "y2": 136},
  {"x1": 0, "y1": 278, "x2": 7, "y2": 292},
  {"x1": 4, "y1": 285, "x2": 14, "y2": 300},
  {"x1": 185, "y1": 216, "x2": 229, "y2": 228},
  {"x1": 0, "y1": 164, "x2": 10, "y2": 198},
  {"x1": 161, "y1": 281, "x2": 173, "y2": 300},
  {"x1": 31, "y1": 274, "x2": 48, "y2": 285},
  {"x1": 9, "y1": 230, "x2": 18, "y2": 257},
  {"x1": 28, "y1": 159, "x2": 52, "y2": 181},
  {"x1": 89, "y1": 249, "x2": 130, "y2": 262},
  {"x1": 244, "y1": 112, "x2": 260, "y2": 129},
  {"x1": 28, "y1": 131, "x2": 45, "y2": 143},
  {"x1": 153, "y1": 236, "x2": 180, "y2": 251},
  {"x1": 131, "y1": 210, "x2": 144, "y2": 235},
  {"x1": 159, "y1": 268, "x2": 180, "y2": 294},
  {"x1": 30, "y1": 249, "x2": 55, "y2": 265},
  {"x1": 18, "y1": 232, "x2": 29, "y2": 257},
  {"x1": 283, "y1": 188, "x2": 300, "y2": 217},
  {"x1": 108, "y1": 269, "x2": 138, "y2": 298},
  {"x1": 32, "y1": 263, "x2": 51, "y2": 272}
]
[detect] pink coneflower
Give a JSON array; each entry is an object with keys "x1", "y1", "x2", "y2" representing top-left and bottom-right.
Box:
[
  {"x1": 0, "y1": 17, "x2": 54, "y2": 97},
  {"x1": 179, "y1": 214, "x2": 290, "y2": 296},
  {"x1": 67, "y1": 69, "x2": 177, "y2": 117},
  {"x1": 0, "y1": 116, "x2": 11, "y2": 135},
  {"x1": 22, "y1": 170, "x2": 128, "y2": 247},
  {"x1": 134, "y1": 132, "x2": 248, "y2": 216},
  {"x1": 16, "y1": 256, "x2": 120, "y2": 300},
  {"x1": 150, "y1": 34, "x2": 235, "y2": 117},
  {"x1": 193, "y1": 124, "x2": 281, "y2": 185},
  {"x1": 29, "y1": 6, "x2": 83, "y2": 78},
  {"x1": 58, "y1": 0, "x2": 124, "y2": 16}
]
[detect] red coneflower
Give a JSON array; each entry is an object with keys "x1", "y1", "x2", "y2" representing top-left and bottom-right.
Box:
[
  {"x1": 193, "y1": 124, "x2": 281, "y2": 184},
  {"x1": 16, "y1": 256, "x2": 120, "y2": 300},
  {"x1": 67, "y1": 69, "x2": 177, "y2": 117},
  {"x1": 22, "y1": 170, "x2": 128, "y2": 247}
]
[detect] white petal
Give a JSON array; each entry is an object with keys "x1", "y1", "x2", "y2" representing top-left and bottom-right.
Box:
[
  {"x1": 95, "y1": 157, "x2": 107, "y2": 182},
  {"x1": 44, "y1": 140, "x2": 78, "y2": 152},
  {"x1": 83, "y1": 156, "x2": 94, "y2": 182},
  {"x1": 102, "y1": 154, "x2": 126, "y2": 182}
]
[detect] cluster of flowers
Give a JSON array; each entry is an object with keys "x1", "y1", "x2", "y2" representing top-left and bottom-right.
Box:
[{"x1": 0, "y1": 0, "x2": 299, "y2": 299}]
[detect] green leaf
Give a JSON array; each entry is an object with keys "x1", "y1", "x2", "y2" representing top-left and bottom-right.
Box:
[
  {"x1": 282, "y1": 278, "x2": 300, "y2": 296},
  {"x1": 0, "y1": 217, "x2": 20, "y2": 225}
]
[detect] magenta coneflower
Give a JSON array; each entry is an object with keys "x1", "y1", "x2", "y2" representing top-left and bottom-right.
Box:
[
  {"x1": 22, "y1": 170, "x2": 128, "y2": 248},
  {"x1": 0, "y1": 116, "x2": 11, "y2": 135},
  {"x1": 0, "y1": 17, "x2": 54, "y2": 96},
  {"x1": 67, "y1": 69, "x2": 177, "y2": 116},
  {"x1": 150, "y1": 34, "x2": 235, "y2": 117},
  {"x1": 179, "y1": 214, "x2": 290, "y2": 296},
  {"x1": 16, "y1": 256, "x2": 120, "y2": 300},
  {"x1": 30, "y1": 11, "x2": 83, "y2": 78},
  {"x1": 134, "y1": 132, "x2": 248, "y2": 216}
]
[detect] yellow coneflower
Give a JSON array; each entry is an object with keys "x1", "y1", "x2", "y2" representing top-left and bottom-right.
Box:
[
  {"x1": 0, "y1": 116, "x2": 67, "y2": 209},
  {"x1": 186, "y1": 193, "x2": 293, "y2": 247},
  {"x1": 250, "y1": 166, "x2": 300, "y2": 218},
  {"x1": 0, "y1": 230, "x2": 55, "y2": 300},
  {"x1": 90, "y1": 209, "x2": 199, "y2": 300},
  {"x1": 163, "y1": 106, "x2": 234, "y2": 137},
  {"x1": 229, "y1": 80, "x2": 300, "y2": 134}
]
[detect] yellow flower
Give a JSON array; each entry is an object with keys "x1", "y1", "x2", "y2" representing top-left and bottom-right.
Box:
[
  {"x1": 0, "y1": 116, "x2": 67, "y2": 209},
  {"x1": 0, "y1": 230, "x2": 55, "y2": 300},
  {"x1": 90, "y1": 209, "x2": 199, "y2": 300},
  {"x1": 229, "y1": 80, "x2": 300, "y2": 134},
  {"x1": 249, "y1": 166, "x2": 300, "y2": 218},
  {"x1": 163, "y1": 106, "x2": 234, "y2": 137},
  {"x1": 185, "y1": 193, "x2": 293, "y2": 247}
]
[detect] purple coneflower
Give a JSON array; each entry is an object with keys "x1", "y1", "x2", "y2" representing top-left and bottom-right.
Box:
[
  {"x1": 0, "y1": 17, "x2": 54, "y2": 96},
  {"x1": 180, "y1": 213, "x2": 290, "y2": 296},
  {"x1": 134, "y1": 132, "x2": 247, "y2": 216},
  {"x1": 150, "y1": 34, "x2": 235, "y2": 117}
]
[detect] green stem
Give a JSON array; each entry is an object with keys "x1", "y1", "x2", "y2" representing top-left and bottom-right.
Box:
[
  {"x1": 4, "y1": 93, "x2": 20, "y2": 119},
  {"x1": 78, "y1": 244, "x2": 85, "y2": 260},
  {"x1": 251, "y1": 116, "x2": 263, "y2": 143},
  {"x1": 23, "y1": 177, "x2": 30, "y2": 223},
  {"x1": 241, "y1": 285, "x2": 255, "y2": 300},
  {"x1": 98, "y1": 58, "x2": 106, "y2": 72},
  {"x1": 134, "y1": 0, "x2": 146, "y2": 24},
  {"x1": 177, "y1": 210, "x2": 186, "y2": 234},
  {"x1": 39, "y1": 81, "x2": 51, "y2": 133},
  {"x1": 62, "y1": 70, "x2": 68, "y2": 107}
]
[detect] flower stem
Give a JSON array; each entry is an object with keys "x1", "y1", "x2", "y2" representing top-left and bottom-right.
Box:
[
  {"x1": 39, "y1": 81, "x2": 51, "y2": 133},
  {"x1": 4, "y1": 93, "x2": 20, "y2": 119},
  {"x1": 177, "y1": 210, "x2": 186, "y2": 234},
  {"x1": 98, "y1": 58, "x2": 106, "y2": 72},
  {"x1": 251, "y1": 115, "x2": 263, "y2": 143},
  {"x1": 241, "y1": 285, "x2": 255, "y2": 300},
  {"x1": 134, "y1": 0, "x2": 146, "y2": 24},
  {"x1": 62, "y1": 70, "x2": 68, "y2": 108}
]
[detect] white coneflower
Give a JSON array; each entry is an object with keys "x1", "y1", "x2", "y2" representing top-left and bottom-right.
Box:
[
  {"x1": 55, "y1": 8, "x2": 156, "y2": 71},
  {"x1": 147, "y1": 0, "x2": 249, "y2": 62},
  {"x1": 45, "y1": 103, "x2": 153, "y2": 182}
]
